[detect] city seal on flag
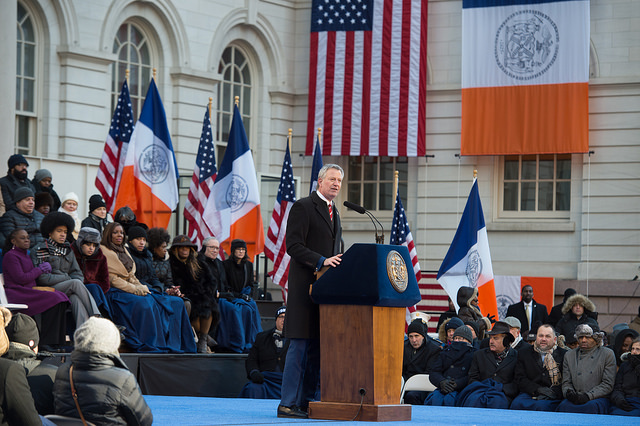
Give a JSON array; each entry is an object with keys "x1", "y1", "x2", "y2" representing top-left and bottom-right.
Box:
[
  {"x1": 139, "y1": 145, "x2": 170, "y2": 184},
  {"x1": 494, "y1": 10, "x2": 559, "y2": 81},
  {"x1": 465, "y1": 249, "x2": 482, "y2": 287},
  {"x1": 497, "y1": 294, "x2": 516, "y2": 320},
  {"x1": 386, "y1": 250, "x2": 408, "y2": 293},
  {"x1": 225, "y1": 174, "x2": 249, "y2": 212}
]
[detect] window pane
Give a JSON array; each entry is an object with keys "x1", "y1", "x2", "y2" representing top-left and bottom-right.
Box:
[
  {"x1": 503, "y1": 182, "x2": 518, "y2": 210},
  {"x1": 140, "y1": 44, "x2": 150, "y2": 64},
  {"x1": 16, "y1": 41, "x2": 22, "y2": 73},
  {"x1": 363, "y1": 157, "x2": 376, "y2": 180},
  {"x1": 347, "y1": 183, "x2": 361, "y2": 206},
  {"x1": 22, "y1": 18, "x2": 34, "y2": 42},
  {"x1": 395, "y1": 157, "x2": 408, "y2": 175},
  {"x1": 504, "y1": 157, "x2": 519, "y2": 180},
  {"x1": 538, "y1": 182, "x2": 553, "y2": 211},
  {"x1": 520, "y1": 182, "x2": 536, "y2": 211},
  {"x1": 234, "y1": 67, "x2": 242, "y2": 83},
  {"x1": 243, "y1": 89, "x2": 251, "y2": 116},
  {"x1": 398, "y1": 182, "x2": 408, "y2": 204},
  {"x1": 129, "y1": 45, "x2": 139, "y2": 64},
  {"x1": 363, "y1": 183, "x2": 376, "y2": 210},
  {"x1": 17, "y1": 4, "x2": 26, "y2": 21},
  {"x1": 117, "y1": 25, "x2": 127, "y2": 43},
  {"x1": 23, "y1": 79, "x2": 34, "y2": 111},
  {"x1": 349, "y1": 157, "x2": 361, "y2": 180},
  {"x1": 556, "y1": 182, "x2": 570, "y2": 211},
  {"x1": 557, "y1": 158, "x2": 571, "y2": 179},
  {"x1": 15, "y1": 78, "x2": 21, "y2": 109},
  {"x1": 379, "y1": 182, "x2": 393, "y2": 210},
  {"x1": 242, "y1": 64, "x2": 251, "y2": 85},
  {"x1": 379, "y1": 157, "x2": 394, "y2": 181},
  {"x1": 522, "y1": 156, "x2": 537, "y2": 180},
  {"x1": 539, "y1": 158, "x2": 554, "y2": 180}
]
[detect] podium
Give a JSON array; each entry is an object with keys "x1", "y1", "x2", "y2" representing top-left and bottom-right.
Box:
[{"x1": 309, "y1": 244, "x2": 421, "y2": 421}]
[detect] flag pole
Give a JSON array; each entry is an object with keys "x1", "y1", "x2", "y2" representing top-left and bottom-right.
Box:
[
  {"x1": 473, "y1": 169, "x2": 477, "y2": 179},
  {"x1": 125, "y1": 69, "x2": 129, "y2": 82},
  {"x1": 153, "y1": 68, "x2": 157, "y2": 80},
  {"x1": 288, "y1": 128, "x2": 292, "y2": 151},
  {"x1": 317, "y1": 127, "x2": 322, "y2": 146},
  {"x1": 393, "y1": 170, "x2": 399, "y2": 201},
  {"x1": 235, "y1": 95, "x2": 239, "y2": 106}
]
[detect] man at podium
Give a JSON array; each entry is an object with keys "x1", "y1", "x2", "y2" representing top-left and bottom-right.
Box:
[{"x1": 277, "y1": 164, "x2": 344, "y2": 419}]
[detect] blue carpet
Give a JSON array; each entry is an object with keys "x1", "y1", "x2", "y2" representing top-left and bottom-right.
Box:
[{"x1": 144, "y1": 396, "x2": 639, "y2": 425}]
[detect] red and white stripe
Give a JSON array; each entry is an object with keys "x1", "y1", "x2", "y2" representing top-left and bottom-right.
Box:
[{"x1": 265, "y1": 199, "x2": 294, "y2": 302}]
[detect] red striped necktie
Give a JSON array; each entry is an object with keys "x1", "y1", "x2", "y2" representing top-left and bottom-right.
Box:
[{"x1": 328, "y1": 203, "x2": 333, "y2": 221}]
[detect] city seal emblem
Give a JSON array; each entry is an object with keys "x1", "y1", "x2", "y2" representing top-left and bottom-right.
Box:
[
  {"x1": 465, "y1": 249, "x2": 482, "y2": 288},
  {"x1": 386, "y1": 250, "x2": 409, "y2": 293},
  {"x1": 495, "y1": 9, "x2": 559, "y2": 81},
  {"x1": 138, "y1": 145, "x2": 170, "y2": 184},
  {"x1": 225, "y1": 174, "x2": 249, "y2": 213}
]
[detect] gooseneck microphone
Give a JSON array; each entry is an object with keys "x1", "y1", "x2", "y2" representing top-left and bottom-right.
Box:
[{"x1": 343, "y1": 201, "x2": 385, "y2": 244}]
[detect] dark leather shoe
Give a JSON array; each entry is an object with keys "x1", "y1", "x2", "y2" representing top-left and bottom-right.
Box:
[{"x1": 277, "y1": 405, "x2": 308, "y2": 419}]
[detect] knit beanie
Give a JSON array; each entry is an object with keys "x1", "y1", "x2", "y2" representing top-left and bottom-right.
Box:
[
  {"x1": 407, "y1": 319, "x2": 426, "y2": 338},
  {"x1": 73, "y1": 317, "x2": 121, "y2": 354},
  {"x1": 14, "y1": 187, "x2": 34, "y2": 202},
  {"x1": 445, "y1": 317, "x2": 464, "y2": 332},
  {"x1": 5, "y1": 313, "x2": 39, "y2": 349},
  {"x1": 61, "y1": 192, "x2": 79, "y2": 205},
  {"x1": 276, "y1": 306, "x2": 286, "y2": 320},
  {"x1": 8, "y1": 154, "x2": 28, "y2": 169},
  {"x1": 33, "y1": 169, "x2": 52, "y2": 183},
  {"x1": 453, "y1": 325, "x2": 473, "y2": 344},
  {"x1": 127, "y1": 226, "x2": 147, "y2": 241},
  {"x1": 88, "y1": 194, "x2": 106, "y2": 212}
]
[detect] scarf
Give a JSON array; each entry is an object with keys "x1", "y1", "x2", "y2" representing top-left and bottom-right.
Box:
[
  {"x1": 46, "y1": 238, "x2": 69, "y2": 257},
  {"x1": 273, "y1": 328, "x2": 284, "y2": 351},
  {"x1": 494, "y1": 347, "x2": 510, "y2": 364},
  {"x1": 534, "y1": 342, "x2": 561, "y2": 386},
  {"x1": 106, "y1": 241, "x2": 133, "y2": 272}
]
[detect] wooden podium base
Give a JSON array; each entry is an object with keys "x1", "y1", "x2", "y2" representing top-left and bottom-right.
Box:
[{"x1": 309, "y1": 401, "x2": 411, "y2": 422}]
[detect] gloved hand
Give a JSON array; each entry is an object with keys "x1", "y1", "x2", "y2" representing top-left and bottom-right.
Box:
[
  {"x1": 134, "y1": 286, "x2": 150, "y2": 296},
  {"x1": 613, "y1": 395, "x2": 634, "y2": 411},
  {"x1": 440, "y1": 378, "x2": 456, "y2": 394},
  {"x1": 38, "y1": 262, "x2": 52, "y2": 274},
  {"x1": 486, "y1": 314, "x2": 497, "y2": 324},
  {"x1": 249, "y1": 369, "x2": 264, "y2": 384},
  {"x1": 575, "y1": 392, "x2": 590, "y2": 405},
  {"x1": 565, "y1": 389, "x2": 578, "y2": 404},
  {"x1": 536, "y1": 387, "x2": 556, "y2": 400}
]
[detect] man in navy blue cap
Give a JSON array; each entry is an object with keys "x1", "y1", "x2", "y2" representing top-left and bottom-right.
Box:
[{"x1": 0, "y1": 154, "x2": 36, "y2": 211}]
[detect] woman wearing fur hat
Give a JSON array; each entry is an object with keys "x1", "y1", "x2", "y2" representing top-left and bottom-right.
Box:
[
  {"x1": 456, "y1": 286, "x2": 494, "y2": 340},
  {"x1": 2, "y1": 228, "x2": 69, "y2": 348},
  {"x1": 71, "y1": 227, "x2": 111, "y2": 317},
  {"x1": 58, "y1": 192, "x2": 81, "y2": 241},
  {"x1": 169, "y1": 235, "x2": 219, "y2": 353},
  {"x1": 555, "y1": 293, "x2": 600, "y2": 347},
  {"x1": 101, "y1": 222, "x2": 196, "y2": 353},
  {"x1": 31, "y1": 211, "x2": 101, "y2": 329},
  {"x1": 53, "y1": 317, "x2": 153, "y2": 425}
]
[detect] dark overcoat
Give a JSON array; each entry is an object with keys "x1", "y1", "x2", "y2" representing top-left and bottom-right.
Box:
[
  {"x1": 514, "y1": 344, "x2": 566, "y2": 399},
  {"x1": 505, "y1": 300, "x2": 549, "y2": 335},
  {"x1": 284, "y1": 191, "x2": 341, "y2": 339}
]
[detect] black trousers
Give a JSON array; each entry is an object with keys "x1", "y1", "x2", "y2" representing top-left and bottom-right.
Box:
[{"x1": 34, "y1": 301, "x2": 69, "y2": 346}]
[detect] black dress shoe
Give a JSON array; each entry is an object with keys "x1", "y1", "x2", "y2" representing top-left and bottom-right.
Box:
[{"x1": 277, "y1": 405, "x2": 308, "y2": 419}]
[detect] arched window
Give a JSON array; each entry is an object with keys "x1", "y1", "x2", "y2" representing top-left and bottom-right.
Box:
[
  {"x1": 215, "y1": 46, "x2": 252, "y2": 164},
  {"x1": 15, "y1": 2, "x2": 37, "y2": 155},
  {"x1": 111, "y1": 23, "x2": 152, "y2": 119}
]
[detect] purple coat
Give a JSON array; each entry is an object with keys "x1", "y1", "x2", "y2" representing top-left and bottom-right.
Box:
[{"x1": 1, "y1": 247, "x2": 69, "y2": 315}]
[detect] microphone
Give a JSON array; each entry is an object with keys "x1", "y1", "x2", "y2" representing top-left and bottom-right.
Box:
[{"x1": 343, "y1": 201, "x2": 385, "y2": 244}]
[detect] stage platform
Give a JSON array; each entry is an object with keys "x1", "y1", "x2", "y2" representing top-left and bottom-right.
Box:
[{"x1": 144, "y1": 395, "x2": 636, "y2": 425}]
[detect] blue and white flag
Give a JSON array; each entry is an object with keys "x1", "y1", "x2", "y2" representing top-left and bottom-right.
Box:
[{"x1": 309, "y1": 134, "x2": 323, "y2": 194}]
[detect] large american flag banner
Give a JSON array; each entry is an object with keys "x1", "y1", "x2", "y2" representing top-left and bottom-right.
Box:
[
  {"x1": 306, "y1": 0, "x2": 427, "y2": 157},
  {"x1": 184, "y1": 106, "x2": 217, "y2": 248},
  {"x1": 96, "y1": 79, "x2": 133, "y2": 213},
  {"x1": 264, "y1": 140, "x2": 296, "y2": 302},
  {"x1": 390, "y1": 190, "x2": 422, "y2": 324}
]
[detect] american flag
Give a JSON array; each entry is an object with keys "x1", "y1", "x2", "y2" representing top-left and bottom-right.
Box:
[
  {"x1": 306, "y1": 0, "x2": 427, "y2": 157},
  {"x1": 96, "y1": 79, "x2": 134, "y2": 213},
  {"x1": 184, "y1": 106, "x2": 217, "y2": 248},
  {"x1": 390, "y1": 191, "x2": 422, "y2": 324},
  {"x1": 264, "y1": 140, "x2": 296, "y2": 302}
]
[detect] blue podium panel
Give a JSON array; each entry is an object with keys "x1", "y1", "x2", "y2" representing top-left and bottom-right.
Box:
[{"x1": 310, "y1": 243, "x2": 420, "y2": 307}]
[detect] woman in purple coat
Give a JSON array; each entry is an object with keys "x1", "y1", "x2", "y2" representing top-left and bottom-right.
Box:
[{"x1": 2, "y1": 228, "x2": 69, "y2": 347}]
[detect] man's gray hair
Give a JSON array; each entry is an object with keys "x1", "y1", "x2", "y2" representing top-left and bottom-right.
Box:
[
  {"x1": 318, "y1": 164, "x2": 344, "y2": 180},
  {"x1": 202, "y1": 236, "x2": 219, "y2": 247}
]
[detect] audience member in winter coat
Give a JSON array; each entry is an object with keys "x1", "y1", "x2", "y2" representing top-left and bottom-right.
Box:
[
  {"x1": 80, "y1": 194, "x2": 109, "y2": 235},
  {"x1": 71, "y1": 227, "x2": 111, "y2": 317},
  {"x1": 611, "y1": 328, "x2": 640, "y2": 366},
  {"x1": 438, "y1": 317, "x2": 464, "y2": 346},
  {"x1": 555, "y1": 294, "x2": 600, "y2": 348},
  {"x1": 31, "y1": 169, "x2": 61, "y2": 212},
  {"x1": 53, "y1": 317, "x2": 153, "y2": 425},
  {"x1": 0, "y1": 186, "x2": 44, "y2": 248},
  {"x1": 547, "y1": 288, "x2": 576, "y2": 327},
  {"x1": 58, "y1": 192, "x2": 81, "y2": 241},
  {"x1": 456, "y1": 286, "x2": 494, "y2": 340},
  {"x1": 610, "y1": 337, "x2": 640, "y2": 416},
  {"x1": 402, "y1": 319, "x2": 441, "y2": 405},
  {"x1": 0, "y1": 154, "x2": 36, "y2": 211}
]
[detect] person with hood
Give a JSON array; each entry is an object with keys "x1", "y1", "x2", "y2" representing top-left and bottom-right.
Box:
[
  {"x1": 80, "y1": 194, "x2": 109, "y2": 235},
  {"x1": 457, "y1": 321, "x2": 518, "y2": 409},
  {"x1": 169, "y1": 235, "x2": 219, "y2": 353},
  {"x1": 610, "y1": 337, "x2": 640, "y2": 416},
  {"x1": 555, "y1": 293, "x2": 600, "y2": 346},
  {"x1": 101, "y1": 222, "x2": 195, "y2": 353},
  {"x1": 0, "y1": 186, "x2": 44, "y2": 248},
  {"x1": 31, "y1": 212, "x2": 100, "y2": 329},
  {"x1": 0, "y1": 154, "x2": 36, "y2": 211},
  {"x1": 456, "y1": 286, "x2": 493, "y2": 340},
  {"x1": 70, "y1": 227, "x2": 111, "y2": 317},
  {"x1": 425, "y1": 325, "x2": 476, "y2": 406},
  {"x1": 511, "y1": 324, "x2": 566, "y2": 412},
  {"x1": 438, "y1": 317, "x2": 464, "y2": 347},
  {"x1": 52, "y1": 317, "x2": 153, "y2": 425},
  {"x1": 1, "y1": 228, "x2": 69, "y2": 348},
  {"x1": 31, "y1": 169, "x2": 61, "y2": 212},
  {"x1": 436, "y1": 298, "x2": 458, "y2": 332},
  {"x1": 3, "y1": 313, "x2": 58, "y2": 415},
  {"x1": 402, "y1": 318, "x2": 441, "y2": 404},
  {"x1": 611, "y1": 328, "x2": 640, "y2": 367},
  {"x1": 558, "y1": 324, "x2": 615, "y2": 414},
  {"x1": 0, "y1": 307, "x2": 44, "y2": 426},
  {"x1": 548, "y1": 288, "x2": 576, "y2": 327},
  {"x1": 217, "y1": 239, "x2": 262, "y2": 353}
]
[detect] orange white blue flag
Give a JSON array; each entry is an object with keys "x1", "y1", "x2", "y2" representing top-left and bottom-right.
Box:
[
  {"x1": 461, "y1": 0, "x2": 590, "y2": 155},
  {"x1": 203, "y1": 104, "x2": 265, "y2": 259},
  {"x1": 437, "y1": 179, "x2": 498, "y2": 319},
  {"x1": 114, "y1": 79, "x2": 178, "y2": 228}
]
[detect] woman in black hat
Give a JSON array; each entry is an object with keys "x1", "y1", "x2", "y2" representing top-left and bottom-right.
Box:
[
  {"x1": 222, "y1": 239, "x2": 254, "y2": 298},
  {"x1": 81, "y1": 194, "x2": 110, "y2": 235}
]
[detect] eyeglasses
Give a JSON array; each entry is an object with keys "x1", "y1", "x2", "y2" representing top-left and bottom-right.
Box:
[{"x1": 205, "y1": 246, "x2": 220, "y2": 250}]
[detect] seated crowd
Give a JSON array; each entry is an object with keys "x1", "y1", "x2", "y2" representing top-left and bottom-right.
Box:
[{"x1": 401, "y1": 285, "x2": 640, "y2": 416}]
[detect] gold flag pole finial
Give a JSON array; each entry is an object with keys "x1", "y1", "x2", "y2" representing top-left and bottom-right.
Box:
[
  {"x1": 393, "y1": 170, "x2": 399, "y2": 202},
  {"x1": 317, "y1": 127, "x2": 322, "y2": 145},
  {"x1": 152, "y1": 68, "x2": 157, "y2": 80},
  {"x1": 288, "y1": 128, "x2": 292, "y2": 151},
  {"x1": 473, "y1": 169, "x2": 478, "y2": 179},
  {"x1": 234, "y1": 96, "x2": 239, "y2": 107},
  {"x1": 125, "y1": 69, "x2": 129, "y2": 81},
  {"x1": 208, "y1": 97, "x2": 213, "y2": 121}
]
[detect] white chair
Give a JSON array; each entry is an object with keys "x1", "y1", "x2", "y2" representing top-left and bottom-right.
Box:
[
  {"x1": 0, "y1": 273, "x2": 29, "y2": 310},
  {"x1": 400, "y1": 374, "x2": 437, "y2": 404}
]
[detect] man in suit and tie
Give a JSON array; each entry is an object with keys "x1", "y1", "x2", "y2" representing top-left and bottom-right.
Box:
[
  {"x1": 277, "y1": 164, "x2": 343, "y2": 419},
  {"x1": 506, "y1": 285, "x2": 549, "y2": 337}
]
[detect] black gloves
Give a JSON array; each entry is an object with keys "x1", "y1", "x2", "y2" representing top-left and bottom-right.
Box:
[
  {"x1": 439, "y1": 378, "x2": 456, "y2": 394},
  {"x1": 486, "y1": 314, "x2": 497, "y2": 324},
  {"x1": 249, "y1": 369, "x2": 264, "y2": 384},
  {"x1": 575, "y1": 392, "x2": 590, "y2": 405},
  {"x1": 613, "y1": 396, "x2": 634, "y2": 412},
  {"x1": 536, "y1": 387, "x2": 556, "y2": 400},
  {"x1": 565, "y1": 389, "x2": 578, "y2": 404}
]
